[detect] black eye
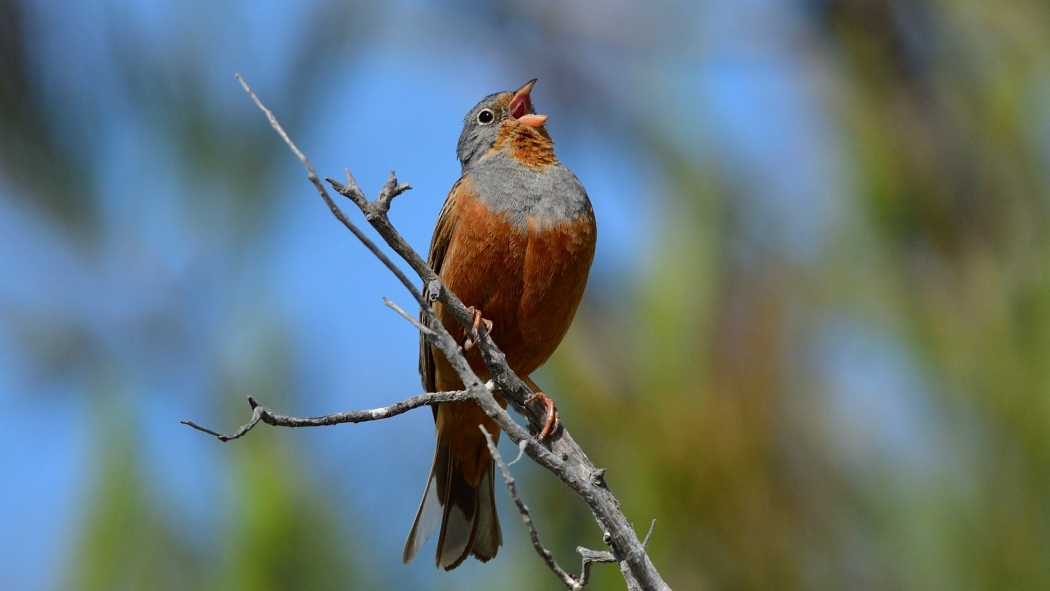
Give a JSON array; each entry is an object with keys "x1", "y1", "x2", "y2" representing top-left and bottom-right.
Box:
[{"x1": 477, "y1": 109, "x2": 494, "y2": 124}]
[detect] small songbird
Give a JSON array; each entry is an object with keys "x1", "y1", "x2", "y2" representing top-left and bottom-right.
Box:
[{"x1": 402, "y1": 80, "x2": 597, "y2": 570}]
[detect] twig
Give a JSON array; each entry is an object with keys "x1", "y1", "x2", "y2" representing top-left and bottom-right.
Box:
[
  {"x1": 508, "y1": 438, "x2": 528, "y2": 466},
  {"x1": 235, "y1": 74, "x2": 431, "y2": 318},
  {"x1": 192, "y1": 75, "x2": 672, "y2": 591},
  {"x1": 383, "y1": 296, "x2": 434, "y2": 337},
  {"x1": 576, "y1": 520, "x2": 657, "y2": 586},
  {"x1": 375, "y1": 170, "x2": 412, "y2": 213},
  {"x1": 642, "y1": 519, "x2": 657, "y2": 549},
  {"x1": 577, "y1": 547, "x2": 616, "y2": 588},
  {"x1": 181, "y1": 391, "x2": 470, "y2": 442},
  {"x1": 481, "y1": 426, "x2": 582, "y2": 590}
]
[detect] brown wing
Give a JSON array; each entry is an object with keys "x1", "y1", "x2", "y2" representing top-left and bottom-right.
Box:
[{"x1": 419, "y1": 175, "x2": 472, "y2": 394}]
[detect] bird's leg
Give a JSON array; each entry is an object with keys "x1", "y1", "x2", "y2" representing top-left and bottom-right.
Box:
[
  {"x1": 523, "y1": 375, "x2": 559, "y2": 441},
  {"x1": 462, "y1": 306, "x2": 493, "y2": 352}
]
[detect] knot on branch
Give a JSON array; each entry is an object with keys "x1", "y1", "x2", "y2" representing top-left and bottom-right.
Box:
[{"x1": 425, "y1": 280, "x2": 442, "y2": 303}]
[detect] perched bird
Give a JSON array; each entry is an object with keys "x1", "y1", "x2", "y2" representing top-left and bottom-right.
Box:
[{"x1": 402, "y1": 80, "x2": 597, "y2": 570}]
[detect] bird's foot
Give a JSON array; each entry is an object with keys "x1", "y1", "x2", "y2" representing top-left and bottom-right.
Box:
[
  {"x1": 527, "y1": 392, "x2": 559, "y2": 441},
  {"x1": 462, "y1": 307, "x2": 493, "y2": 352}
]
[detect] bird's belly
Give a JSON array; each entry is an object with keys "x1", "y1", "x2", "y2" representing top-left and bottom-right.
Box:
[
  {"x1": 437, "y1": 203, "x2": 596, "y2": 378},
  {"x1": 509, "y1": 213, "x2": 596, "y2": 374}
]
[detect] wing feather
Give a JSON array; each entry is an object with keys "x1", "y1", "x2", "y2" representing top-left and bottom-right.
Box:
[{"x1": 419, "y1": 175, "x2": 472, "y2": 395}]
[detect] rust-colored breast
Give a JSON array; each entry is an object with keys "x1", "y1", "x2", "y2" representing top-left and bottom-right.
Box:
[
  {"x1": 432, "y1": 192, "x2": 596, "y2": 386},
  {"x1": 426, "y1": 176, "x2": 596, "y2": 486},
  {"x1": 514, "y1": 213, "x2": 596, "y2": 374}
]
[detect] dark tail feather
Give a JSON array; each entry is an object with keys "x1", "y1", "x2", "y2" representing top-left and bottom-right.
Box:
[
  {"x1": 402, "y1": 445, "x2": 502, "y2": 570},
  {"x1": 470, "y1": 461, "x2": 502, "y2": 562},
  {"x1": 434, "y1": 450, "x2": 480, "y2": 570}
]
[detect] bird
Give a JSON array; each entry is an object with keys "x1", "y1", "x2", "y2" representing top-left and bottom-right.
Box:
[{"x1": 402, "y1": 80, "x2": 597, "y2": 570}]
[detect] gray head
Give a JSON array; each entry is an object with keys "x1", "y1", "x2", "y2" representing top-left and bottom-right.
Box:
[{"x1": 456, "y1": 79, "x2": 550, "y2": 169}]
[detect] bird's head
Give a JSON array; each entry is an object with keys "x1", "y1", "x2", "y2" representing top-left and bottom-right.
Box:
[{"x1": 457, "y1": 79, "x2": 552, "y2": 169}]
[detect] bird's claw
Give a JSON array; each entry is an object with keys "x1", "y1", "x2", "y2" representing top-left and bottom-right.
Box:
[
  {"x1": 527, "y1": 392, "x2": 559, "y2": 441},
  {"x1": 463, "y1": 307, "x2": 492, "y2": 352}
]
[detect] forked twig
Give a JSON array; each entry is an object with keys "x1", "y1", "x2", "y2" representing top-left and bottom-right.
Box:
[{"x1": 181, "y1": 391, "x2": 470, "y2": 441}]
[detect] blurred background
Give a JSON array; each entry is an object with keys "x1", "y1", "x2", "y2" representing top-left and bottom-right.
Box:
[{"x1": 3, "y1": 0, "x2": 1050, "y2": 589}]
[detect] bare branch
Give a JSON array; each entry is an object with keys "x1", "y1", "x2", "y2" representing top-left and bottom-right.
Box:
[
  {"x1": 215, "y1": 75, "x2": 671, "y2": 591},
  {"x1": 481, "y1": 426, "x2": 582, "y2": 590},
  {"x1": 181, "y1": 391, "x2": 470, "y2": 442}
]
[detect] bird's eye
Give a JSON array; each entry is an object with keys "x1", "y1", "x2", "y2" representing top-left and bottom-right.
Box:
[{"x1": 477, "y1": 109, "x2": 494, "y2": 124}]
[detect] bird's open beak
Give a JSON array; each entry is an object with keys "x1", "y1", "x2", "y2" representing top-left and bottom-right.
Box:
[{"x1": 509, "y1": 79, "x2": 548, "y2": 127}]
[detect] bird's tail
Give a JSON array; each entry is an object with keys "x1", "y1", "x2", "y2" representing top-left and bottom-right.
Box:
[{"x1": 402, "y1": 403, "x2": 502, "y2": 570}]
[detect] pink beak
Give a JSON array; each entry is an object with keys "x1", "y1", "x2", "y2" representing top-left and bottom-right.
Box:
[{"x1": 509, "y1": 79, "x2": 549, "y2": 127}]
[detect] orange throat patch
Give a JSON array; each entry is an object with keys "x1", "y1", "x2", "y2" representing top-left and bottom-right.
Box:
[{"x1": 493, "y1": 122, "x2": 557, "y2": 169}]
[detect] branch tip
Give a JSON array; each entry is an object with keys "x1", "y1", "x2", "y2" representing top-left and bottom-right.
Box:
[
  {"x1": 374, "y1": 170, "x2": 411, "y2": 212},
  {"x1": 642, "y1": 520, "x2": 657, "y2": 549},
  {"x1": 508, "y1": 439, "x2": 528, "y2": 466},
  {"x1": 383, "y1": 296, "x2": 434, "y2": 335}
]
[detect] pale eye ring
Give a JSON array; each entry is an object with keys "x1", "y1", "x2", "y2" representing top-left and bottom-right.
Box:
[{"x1": 477, "y1": 109, "x2": 495, "y2": 124}]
